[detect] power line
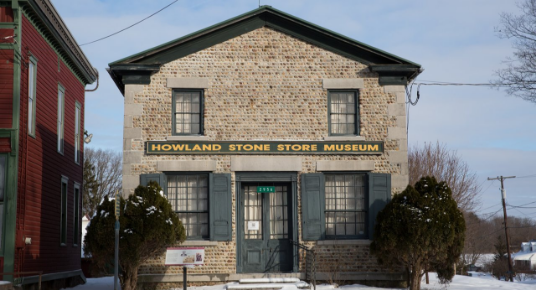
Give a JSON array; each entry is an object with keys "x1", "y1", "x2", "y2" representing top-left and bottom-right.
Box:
[{"x1": 79, "y1": 0, "x2": 179, "y2": 46}]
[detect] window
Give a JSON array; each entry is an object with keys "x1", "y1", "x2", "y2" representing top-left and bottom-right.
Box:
[
  {"x1": 57, "y1": 85, "x2": 65, "y2": 154},
  {"x1": 172, "y1": 90, "x2": 203, "y2": 135},
  {"x1": 60, "y1": 176, "x2": 68, "y2": 245},
  {"x1": 74, "y1": 102, "x2": 81, "y2": 163},
  {"x1": 0, "y1": 155, "x2": 6, "y2": 250},
  {"x1": 167, "y1": 174, "x2": 209, "y2": 239},
  {"x1": 328, "y1": 90, "x2": 358, "y2": 135},
  {"x1": 140, "y1": 173, "x2": 232, "y2": 241},
  {"x1": 301, "y1": 173, "x2": 390, "y2": 241},
  {"x1": 73, "y1": 183, "x2": 80, "y2": 246},
  {"x1": 28, "y1": 56, "x2": 37, "y2": 136},
  {"x1": 325, "y1": 174, "x2": 366, "y2": 238}
]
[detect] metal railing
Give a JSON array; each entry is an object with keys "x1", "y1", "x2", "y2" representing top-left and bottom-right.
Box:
[
  {"x1": 0, "y1": 271, "x2": 42, "y2": 290},
  {"x1": 290, "y1": 240, "x2": 316, "y2": 290}
]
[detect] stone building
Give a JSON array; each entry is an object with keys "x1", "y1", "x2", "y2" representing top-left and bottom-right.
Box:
[{"x1": 108, "y1": 6, "x2": 421, "y2": 288}]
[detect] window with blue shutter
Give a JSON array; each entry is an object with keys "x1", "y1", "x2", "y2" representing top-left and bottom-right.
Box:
[{"x1": 140, "y1": 173, "x2": 232, "y2": 241}]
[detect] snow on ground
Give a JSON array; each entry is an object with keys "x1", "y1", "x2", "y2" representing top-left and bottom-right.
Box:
[{"x1": 63, "y1": 273, "x2": 536, "y2": 290}]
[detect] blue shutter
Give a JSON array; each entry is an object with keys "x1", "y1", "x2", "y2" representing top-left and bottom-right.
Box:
[
  {"x1": 301, "y1": 173, "x2": 325, "y2": 241},
  {"x1": 368, "y1": 173, "x2": 391, "y2": 239},
  {"x1": 140, "y1": 173, "x2": 167, "y2": 194},
  {"x1": 209, "y1": 173, "x2": 232, "y2": 241}
]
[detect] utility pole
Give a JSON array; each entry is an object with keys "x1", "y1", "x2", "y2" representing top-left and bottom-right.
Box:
[{"x1": 487, "y1": 175, "x2": 516, "y2": 282}]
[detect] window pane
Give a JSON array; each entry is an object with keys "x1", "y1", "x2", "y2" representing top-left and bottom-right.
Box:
[
  {"x1": 167, "y1": 174, "x2": 209, "y2": 238},
  {"x1": 325, "y1": 173, "x2": 367, "y2": 237}
]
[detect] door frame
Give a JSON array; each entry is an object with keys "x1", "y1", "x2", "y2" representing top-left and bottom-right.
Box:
[{"x1": 235, "y1": 172, "x2": 298, "y2": 273}]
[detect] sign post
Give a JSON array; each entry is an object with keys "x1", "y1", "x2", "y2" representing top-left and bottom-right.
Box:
[
  {"x1": 114, "y1": 191, "x2": 120, "y2": 290},
  {"x1": 165, "y1": 247, "x2": 205, "y2": 290}
]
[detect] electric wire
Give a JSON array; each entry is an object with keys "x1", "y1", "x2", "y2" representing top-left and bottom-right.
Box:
[{"x1": 79, "y1": 0, "x2": 179, "y2": 46}]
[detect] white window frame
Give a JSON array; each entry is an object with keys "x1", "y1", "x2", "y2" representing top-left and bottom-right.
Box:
[
  {"x1": 57, "y1": 85, "x2": 65, "y2": 154},
  {"x1": 28, "y1": 56, "x2": 37, "y2": 137},
  {"x1": 60, "y1": 175, "x2": 69, "y2": 246},
  {"x1": 74, "y1": 102, "x2": 81, "y2": 164}
]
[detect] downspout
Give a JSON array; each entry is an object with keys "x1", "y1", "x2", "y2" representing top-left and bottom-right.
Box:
[{"x1": 85, "y1": 69, "x2": 99, "y2": 92}]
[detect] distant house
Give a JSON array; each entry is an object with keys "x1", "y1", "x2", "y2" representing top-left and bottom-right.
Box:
[
  {"x1": 0, "y1": 0, "x2": 97, "y2": 288},
  {"x1": 513, "y1": 241, "x2": 536, "y2": 270}
]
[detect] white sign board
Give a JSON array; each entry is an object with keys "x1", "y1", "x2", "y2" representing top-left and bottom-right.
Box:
[
  {"x1": 165, "y1": 247, "x2": 205, "y2": 266},
  {"x1": 247, "y1": 221, "x2": 260, "y2": 231}
]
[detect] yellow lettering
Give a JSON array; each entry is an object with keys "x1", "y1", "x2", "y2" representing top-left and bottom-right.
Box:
[
  {"x1": 368, "y1": 144, "x2": 379, "y2": 151},
  {"x1": 302, "y1": 144, "x2": 310, "y2": 151},
  {"x1": 202, "y1": 144, "x2": 212, "y2": 151},
  {"x1": 172, "y1": 144, "x2": 181, "y2": 151},
  {"x1": 243, "y1": 144, "x2": 253, "y2": 151},
  {"x1": 324, "y1": 144, "x2": 335, "y2": 151},
  {"x1": 254, "y1": 144, "x2": 263, "y2": 151},
  {"x1": 162, "y1": 144, "x2": 171, "y2": 151},
  {"x1": 277, "y1": 144, "x2": 285, "y2": 151},
  {"x1": 284, "y1": 144, "x2": 292, "y2": 151},
  {"x1": 152, "y1": 144, "x2": 161, "y2": 151},
  {"x1": 353, "y1": 145, "x2": 359, "y2": 151},
  {"x1": 359, "y1": 145, "x2": 367, "y2": 151},
  {"x1": 229, "y1": 144, "x2": 236, "y2": 151},
  {"x1": 185, "y1": 145, "x2": 191, "y2": 151},
  {"x1": 311, "y1": 144, "x2": 317, "y2": 151},
  {"x1": 264, "y1": 144, "x2": 270, "y2": 151},
  {"x1": 336, "y1": 145, "x2": 343, "y2": 151},
  {"x1": 213, "y1": 144, "x2": 221, "y2": 151},
  {"x1": 291, "y1": 144, "x2": 301, "y2": 151},
  {"x1": 236, "y1": 144, "x2": 243, "y2": 151},
  {"x1": 345, "y1": 144, "x2": 351, "y2": 151},
  {"x1": 192, "y1": 145, "x2": 202, "y2": 151}
]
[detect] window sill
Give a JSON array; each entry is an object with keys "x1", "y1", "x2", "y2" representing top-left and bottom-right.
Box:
[
  {"x1": 167, "y1": 136, "x2": 208, "y2": 141},
  {"x1": 317, "y1": 239, "x2": 371, "y2": 246},
  {"x1": 324, "y1": 136, "x2": 365, "y2": 141},
  {"x1": 180, "y1": 240, "x2": 219, "y2": 246}
]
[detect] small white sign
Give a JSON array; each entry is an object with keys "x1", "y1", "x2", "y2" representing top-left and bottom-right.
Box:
[
  {"x1": 165, "y1": 247, "x2": 205, "y2": 266},
  {"x1": 247, "y1": 221, "x2": 260, "y2": 231}
]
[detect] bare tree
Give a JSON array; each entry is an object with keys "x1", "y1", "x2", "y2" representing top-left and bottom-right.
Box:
[
  {"x1": 408, "y1": 142, "x2": 481, "y2": 213},
  {"x1": 493, "y1": 0, "x2": 536, "y2": 102},
  {"x1": 83, "y1": 148, "x2": 122, "y2": 217}
]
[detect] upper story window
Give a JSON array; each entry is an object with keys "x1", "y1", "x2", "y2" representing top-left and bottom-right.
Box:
[
  {"x1": 74, "y1": 102, "x2": 81, "y2": 164},
  {"x1": 57, "y1": 85, "x2": 65, "y2": 154},
  {"x1": 28, "y1": 56, "x2": 37, "y2": 137},
  {"x1": 328, "y1": 90, "x2": 358, "y2": 136},
  {"x1": 172, "y1": 90, "x2": 203, "y2": 135}
]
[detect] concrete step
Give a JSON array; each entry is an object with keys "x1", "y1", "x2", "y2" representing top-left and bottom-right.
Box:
[
  {"x1": 0, "y1": 282, "x2": 14, "y2": 290},
  {"x1": 226, "y1": 281, "x2": 310, "y2": 290},
  {"x1": 239, "y1": 278, "x2": 301, "y2": 284}
]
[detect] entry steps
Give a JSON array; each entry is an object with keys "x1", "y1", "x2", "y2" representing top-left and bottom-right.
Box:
[{"x1": 226, "y1": 278, "x2": 310, "y2": 290}]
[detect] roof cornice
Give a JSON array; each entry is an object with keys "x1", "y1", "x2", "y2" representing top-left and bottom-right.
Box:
[{"x1": 23, "y1": 0, "x2": 97, "y2": 84}]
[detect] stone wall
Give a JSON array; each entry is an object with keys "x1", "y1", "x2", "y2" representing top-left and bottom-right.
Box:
[{"x1": 122, "y1": 27, "x2": 407, "y2": 281}]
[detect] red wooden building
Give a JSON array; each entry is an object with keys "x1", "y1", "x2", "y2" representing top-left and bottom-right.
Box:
[{"x1": 0, "y1": 0, "x2": 97, "y2": 288}]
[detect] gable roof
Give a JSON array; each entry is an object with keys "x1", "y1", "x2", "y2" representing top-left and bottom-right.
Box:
[{"x1": 108, "y1": 5, "x2": 421, "y2": 94}]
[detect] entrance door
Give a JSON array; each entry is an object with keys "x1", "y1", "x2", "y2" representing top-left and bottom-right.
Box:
[{"x1": 241, "y1": 183, "x2": 292, "y2": 273}]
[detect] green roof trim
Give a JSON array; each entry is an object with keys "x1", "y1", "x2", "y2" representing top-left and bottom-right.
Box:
[{"x1": 109, "y1": 5, "x2": 421, "y2": 93}]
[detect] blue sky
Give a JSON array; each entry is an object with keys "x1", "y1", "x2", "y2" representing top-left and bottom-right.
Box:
[{"x1": 51, "y1": 0, "x2": 536, "y2": 220}]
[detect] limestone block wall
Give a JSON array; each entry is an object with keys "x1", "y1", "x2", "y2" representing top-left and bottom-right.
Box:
[{"x1": 121, "y1": 27, "x2": 408, "y2": 279}]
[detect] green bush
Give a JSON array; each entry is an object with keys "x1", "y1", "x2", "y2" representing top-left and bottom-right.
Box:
[
  {"x1": 84, "y1": 181, "x2": 186, "y2": 290},
  {"x1": 370, "y1": 176, "x2": 465, "y2": 290}
]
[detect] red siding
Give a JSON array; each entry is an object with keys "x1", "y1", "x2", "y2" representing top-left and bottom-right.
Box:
[
  {"x1": 0, "y1": 50, "x2": 13, "y2": 128},
  {"x1": 16, "y1": 15, "x2": 85, "y2": 274},
  {"x1": 0, "y1": 7, "x2": 13, "y2": 22}
]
